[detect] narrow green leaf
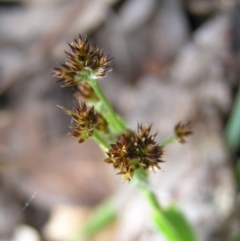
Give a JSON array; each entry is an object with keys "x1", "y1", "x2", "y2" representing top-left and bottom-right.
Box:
[
  {"x1": 230, "y1": 235, "x2": 240, "y2": 241},
  {"x1": 153, "y1": 205, "x2": 197, "y2": 241},
  {"x1": 153, "y1": 211, "x2": 183, "y2": 241},
  {"x1": 225, "y1": 82, "x2": 240, "y2": 151},
  {"x1": 162, "y1": 206, "x2": 197, "y2": 241},
  {"x1": 69, "y1": 199, "x2": 117, "y2": 241},
  {"x1": 81, "y1": 200, "x2": 117, "y2": 238},
  {"x1": 236, "y1": 159, "x2": 240, "y2": 187}
]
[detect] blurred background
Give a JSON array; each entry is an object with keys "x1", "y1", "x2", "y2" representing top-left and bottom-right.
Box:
[{"x1": 0, "y1": 0, "x2": 240, "y2": 240}]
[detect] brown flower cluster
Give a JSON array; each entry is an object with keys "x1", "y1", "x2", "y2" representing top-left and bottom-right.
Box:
[
  {"x1": 53, "y1": 35, "x2": 112, "y2": 87},
  {"x1": 174, "y1": 121, "x2": 193, "y2": 143},
  {"x1": 59, "y1": 102, "x2": 108, "y2": 143},
  {"x1": 74, "y1": 82, "x2": 99, "y2": 103},
  {"x1": 105, "y1": 124, "x2": 164, "y2": 181}
]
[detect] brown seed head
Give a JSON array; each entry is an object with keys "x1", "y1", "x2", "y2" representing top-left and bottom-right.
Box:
[
  {"x1": 105, "y1": 124, "x2": 164, "y2": 181},
  {"x1": 95, "y1": 114, "x2": 109, "y2": 134},
  {"x1": 59, "y1": 102, "x2": 107, "y2": 143},
  {"x1": 74, "y1": 82, "x2": 99, "y2": 103},
  {"x1": 53, "y1": 35, "x2": 112, "y2": 87},
  {"x1": 174, "y1": 121, "x2": 193, "y2": 143}
]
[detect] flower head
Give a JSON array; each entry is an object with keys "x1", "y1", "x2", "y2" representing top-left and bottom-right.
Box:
[
  {"x1": 74, "y1": 82, "x2": 99, "y2": 103},
  {"x1": 53, "y1": 35, "x2": 112, "y2": 87},
  {"x1": 174, "y1": 121, "x2": 193, "y2": 143},
  {"x1": 105, "y1": 124, "x2": 164, "y2": 181},
  {"x1": 59, "y1": 102, "x2": 108, "y2": 143}
]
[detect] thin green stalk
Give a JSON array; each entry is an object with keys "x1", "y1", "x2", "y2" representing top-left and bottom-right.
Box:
[
  {"x1": 92, "y1": 130, "x2": 110, "y2": 151},
  {"x1": 160, "y1": 136, "x2": 177, "y2": 146},
  {"x1": 89, "y1": 80, "x2": 126, "y2": 134},
  {"x1": 134, "y1": 169, "x2": 184, "y2": 241}
]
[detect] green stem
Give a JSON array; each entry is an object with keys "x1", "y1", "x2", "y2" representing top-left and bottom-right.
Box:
[
  {"x1": 138, "y1": 184, "x2": 162, "y2": 212},
  {"x1": 92, "y1": 131, "x2": 110, "y2": 151},
  {"x1": 89, "y1": 80, "x2": 126, "y2": 134},
  {"x1": 160, "y1": 136, "x2": 177, "y2": 146},
  {"x1": 134, "y1": 170, "x2": 183, "y2": 241}
]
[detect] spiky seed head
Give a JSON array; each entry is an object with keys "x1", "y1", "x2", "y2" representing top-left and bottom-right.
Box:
[
  {"x1": 174, "y1": 121, "x2": 193, "y2": 143},
  {"x1": 74, "y1": 82, "x2": 99, "y2": 103},
  {"x1": 53, "y1": 35, "x2": 112, "y2": 87},
  {"x1": 95, "y1": 114, "x2": 109, "y2": 134},
  {"x1": 105, "y1": 124, "x2": 164, "y2": 181},
  {"x1": 59, "y1": 102, "x2": 108, "y2": 143}
]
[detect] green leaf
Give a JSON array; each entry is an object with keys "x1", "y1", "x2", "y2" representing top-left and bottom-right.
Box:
[
  {"x1": 81, "y1": 200, "x2": 117, "y2": 238},
  {"x1": 135, "y1": 169, "x2": 197, "y2": 241},
  {"x1": 236, "y1": 159, "x2": 240, "y2": 187},
  {"x1": 225, "y1": 82, "x2": 240, "y2": 151},
  {"x1": 153, "y1": 205, "x2": 197, "y2": 241},
  {"x1": 69, "y1": 199, "x2": 117, "y2": 241},
  {"x1": 230, "y1": 235, "x2": 240, "y2": 241},
  {"x1": 153, "y1": 211, "x2": 183, "y2": 241},
  {"x1": 163, "y1": 206, "x2": 196, "y2": 241}
]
